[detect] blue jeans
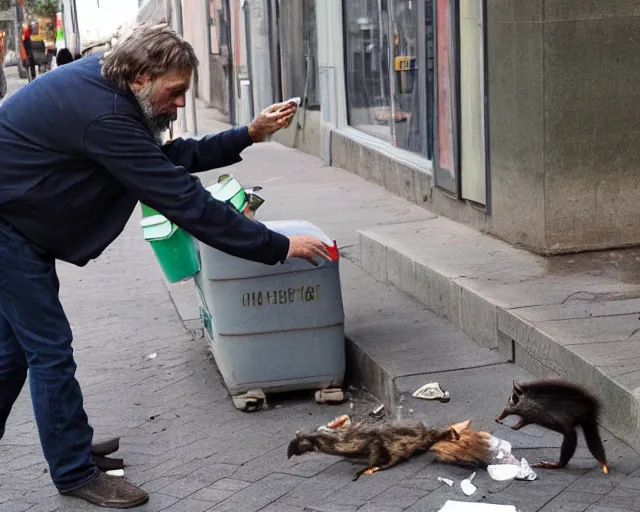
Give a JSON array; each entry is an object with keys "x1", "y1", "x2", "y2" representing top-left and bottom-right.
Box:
[{"x1": 0, "y1": 217, "x2": 98, "y2": 492}]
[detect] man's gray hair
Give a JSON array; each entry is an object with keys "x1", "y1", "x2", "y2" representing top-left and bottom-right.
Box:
[{"x1": 101, "y1": 23, "x2": 199, "y2": 90}]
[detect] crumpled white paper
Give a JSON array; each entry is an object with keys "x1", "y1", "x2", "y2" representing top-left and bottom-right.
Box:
[
  {"x1": 486, "y1": 435, "x2": 537, "y2": 482},
  {"x1": 438, "y1": 502, "x2": 518, "y2": 512},
  {"x1": 437, "y1": 476, "x2": 454, "y2": 486}
]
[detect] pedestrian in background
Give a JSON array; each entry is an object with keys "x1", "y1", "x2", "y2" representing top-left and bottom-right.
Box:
[{"x1": 56, "y1": 48, "x2": 74, "y2": 67}]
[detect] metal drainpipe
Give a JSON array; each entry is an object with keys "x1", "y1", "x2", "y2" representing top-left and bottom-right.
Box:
[
  {"x1": 171, "y1": 0, "x2": 198, "y2": 137},
  {"x1": 14, "y1": 0, "x2": 23, "y2": 76},
  {"x1": 71, "y1": 0, "x2": 81, "y2": 53}
]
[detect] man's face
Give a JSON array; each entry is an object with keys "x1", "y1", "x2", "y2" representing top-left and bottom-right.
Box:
[{"x1": 131, "y1": 68, "x2": 191, "y2": 135}]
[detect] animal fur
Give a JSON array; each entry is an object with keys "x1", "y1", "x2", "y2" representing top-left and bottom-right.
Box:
[
  {"x1": 495, "y1": 379, "x2": 608, "y2": 473},
  {"x1": 429, "y1": 420, "x2": 492, "y2": 468},
  {"x1": 287, "y1": 421, "x2": 459, "y2": 480}
]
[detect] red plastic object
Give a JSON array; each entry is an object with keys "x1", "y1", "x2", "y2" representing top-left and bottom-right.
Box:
[{"x1": 327, "y1": 240, "x2": 339, "y2": 261}]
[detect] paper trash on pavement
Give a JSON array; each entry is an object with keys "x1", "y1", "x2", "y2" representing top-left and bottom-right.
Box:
[
  {"x1": 438, "y1": 501, "x2": 518, "y2": 512},
  {"x1": 460, "y1": 472, "x2": 477, "y2": 496},
  {"x1": 437, "y1": 477, "x2": 454, "y2": 487},
  {"x1": 486, "y1": 434, "x2": 537, "y2": 482},
  {"x1": 412, "y1": 382, "x2": 450, "y2": 403}
]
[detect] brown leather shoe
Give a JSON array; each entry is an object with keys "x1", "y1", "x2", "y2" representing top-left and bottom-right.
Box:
[{"x1": 61, "y1": 473, "x2": 149, "y2": 509}]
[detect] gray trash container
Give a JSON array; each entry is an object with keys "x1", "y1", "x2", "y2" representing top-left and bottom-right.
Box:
[{"x1": 194, "y1": 219, "x2": 345, "y2": 407}]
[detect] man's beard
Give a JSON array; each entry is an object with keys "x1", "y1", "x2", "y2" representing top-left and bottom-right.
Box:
[{"x1": 134, "y1": 86, "x2": 175, "y2": 137}]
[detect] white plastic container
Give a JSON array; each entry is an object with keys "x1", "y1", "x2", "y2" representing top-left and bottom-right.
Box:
[{"x1": 194, "y1": 220, "x2": 345, "y2": 396}]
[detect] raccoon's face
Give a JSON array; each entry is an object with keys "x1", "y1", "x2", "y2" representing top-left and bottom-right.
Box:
[
  {"x1": 504, "y1": 381, "x2": 525, "y2": 412},
  {"x1": 287, "y1": 436, "x2": 314, "y2": 458}
]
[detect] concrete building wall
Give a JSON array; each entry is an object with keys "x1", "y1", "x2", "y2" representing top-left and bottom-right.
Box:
[
  {"x1": 208, "y1": 52, "x2": 230, "y2": 116},
  {"x1": 270, "y1": 0, "x2": 322, "y2": 158},
  {"x1": 477, "y1": 0, "x2": 640, "y2": 254},
  {"x1": 481, "y1": 0, "x2": 546, "y2": 250},
  {"x1": 328, "y1": 0, "x2": 640, "y2": 255},
  {"x1": 182, "y1": 0, "x2": 211, "y2": 106},
  {"x1": 541, "y1": 1, "x2": 640, "y2": 253}
]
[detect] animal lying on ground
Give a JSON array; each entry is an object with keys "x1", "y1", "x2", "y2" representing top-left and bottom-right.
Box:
[
  {"x1": 495, "y1": 379, "x2": 608, "y2": 474},
  {"x1": 429, "y1": 420, "x2": 492, "y2": 468},
  {"x1": 287, "y1": 420, "x2": 460, "y2": 481}
]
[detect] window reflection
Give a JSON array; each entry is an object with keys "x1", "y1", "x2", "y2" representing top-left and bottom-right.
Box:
[{"x1": 343, "y1": 0, "x2": 432, "y2": 159}]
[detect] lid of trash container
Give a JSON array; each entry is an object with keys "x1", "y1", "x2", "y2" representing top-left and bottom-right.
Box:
[
  {"x1": 196, "y1": 220, "x2": 338, "y2": 280},
  {"x1": 266, "y1": 220, "x2": 334, "y2": 245},
  {"x1": 140, "y1": 214, "x2": 175, "y2": 241}
]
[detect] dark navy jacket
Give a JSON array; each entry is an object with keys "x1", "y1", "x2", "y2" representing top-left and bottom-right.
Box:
[{"x1": 0, "y1": 54, "x2": 290, "y2": 267}]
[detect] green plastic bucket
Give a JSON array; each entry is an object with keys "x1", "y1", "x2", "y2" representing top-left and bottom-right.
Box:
[
  {"x1": 140, "y1": 203, "x2": 159, "y2": 217},
  {"x1": 140, "y1": 214, "x2": 200, "y2": 283}
]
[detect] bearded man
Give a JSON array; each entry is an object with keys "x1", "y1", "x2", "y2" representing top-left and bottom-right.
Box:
[{"x1": 0, "y1": 23, "x2": 331, "y2": 509}]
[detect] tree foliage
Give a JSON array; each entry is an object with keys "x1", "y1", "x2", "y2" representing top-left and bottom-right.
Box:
[{"x1": 0, "y1": 0, "x2": 59, "y2": 20}]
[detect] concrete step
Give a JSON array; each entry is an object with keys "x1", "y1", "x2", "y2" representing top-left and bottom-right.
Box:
[
  {"x1": 358, "y1": 216, "x2": 640, "y2": 451},
  {"x1": 339, "y1": 249, "x2": 507, "y2": 413}
]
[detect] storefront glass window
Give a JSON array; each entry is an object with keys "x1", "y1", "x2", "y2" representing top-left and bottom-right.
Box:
[
  {"x1": 343, "y1": 0, "x2": 431, "y2": 158},
  {"x1": 343, "y1": 0, "x2": 392, "y2": 142},
  {"x1": 433, "y1": 0, "x2": 458, "y2": 194}
]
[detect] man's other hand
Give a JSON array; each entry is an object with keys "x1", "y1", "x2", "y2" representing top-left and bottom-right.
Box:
[
  {"x1": 287, "y1": 235, "x2": 332, "y2": 266},
  {"x1": 248, "y1": 100, "x2": 298, "y2": 142}
]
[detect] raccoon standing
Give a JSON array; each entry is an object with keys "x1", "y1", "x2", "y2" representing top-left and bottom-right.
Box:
[
  {"x1": 287, "y1": 421, "x2": 459, "y2": 481},
  {"x1": 495, "y1": 379, "x2": 608, "y2": 473}
]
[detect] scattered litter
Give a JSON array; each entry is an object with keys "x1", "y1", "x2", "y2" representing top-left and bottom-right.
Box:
[
  {"x1": 328, "y1": 415, "x2": 351, "y2": 429},
  {"x1": 438, "y1": 501, "x2": 517, "y2": 512},
  {"x1": 486, "y1": 435, "x2": 537, "y2": 482},
  {"x1": 487, "y1": 463, "x2": 520, "y2": 482},
  {"x1": 314, "y1": 388, "x2": 344, "y2": 404},
  {"x1": 412, "y1": 382, "x2": 450, "y2": 403},
  {"x1": 145, "y1": 353, "x2": 157, "y2": 360},
  {"x1": 349, "y1": 402, "x2": 354, "y2": 410},
  {"x1": 488, "y1": 435, "x2": 513, "y2": 463},
  {"x1": 318, "y1": 414, "x2": 351, "y2": 433},
  {"x1": 369, "y1": 404, "x2": 385, "y2": 418},
  {"x1": 106, "y1": 469, "x2": 124, "y2": 478},
  {"x1": 460, "y1": 472, "x2": 477, "y2": 496},
  {"x1": 437, "y1": 477, "x2": 454, "y2": 487},
  {"x1": 515, "y1": 458, "x2": 537, "y2": 481},
  {"x1": 408, "y1": 408, "x2": 414, "y2": 414}
]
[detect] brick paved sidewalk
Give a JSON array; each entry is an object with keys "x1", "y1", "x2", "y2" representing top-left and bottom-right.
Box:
[
  {"x1": 0, "y1": 183, "x2": 637, "y2": 512},
  {"x1": 2, "y1": 91, "x2": 640, "y2": 511},
  {"x1": 0, "y1": 67, "x2": 26, "y2": 105}
]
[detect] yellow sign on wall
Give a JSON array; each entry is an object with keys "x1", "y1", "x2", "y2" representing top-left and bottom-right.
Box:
[{"x1": 394, "y1": 56, "x2": 416, "y2": 72}]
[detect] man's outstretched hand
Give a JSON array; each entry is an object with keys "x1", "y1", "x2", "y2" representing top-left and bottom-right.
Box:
[
  {"x1": 248, "y1": 100, "x2": 298, "y2": 142},
  {"x1": 287, "y1": 235, "x2": 332, "y2": 266}
]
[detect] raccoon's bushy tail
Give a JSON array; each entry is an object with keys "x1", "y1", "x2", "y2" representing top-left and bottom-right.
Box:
[
  {"x1": 581, "y1": 420, "x2": 608, "y2": 472},
  {"x1": 429, "y1": 424, "x2": 492, "y2": 467}
]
